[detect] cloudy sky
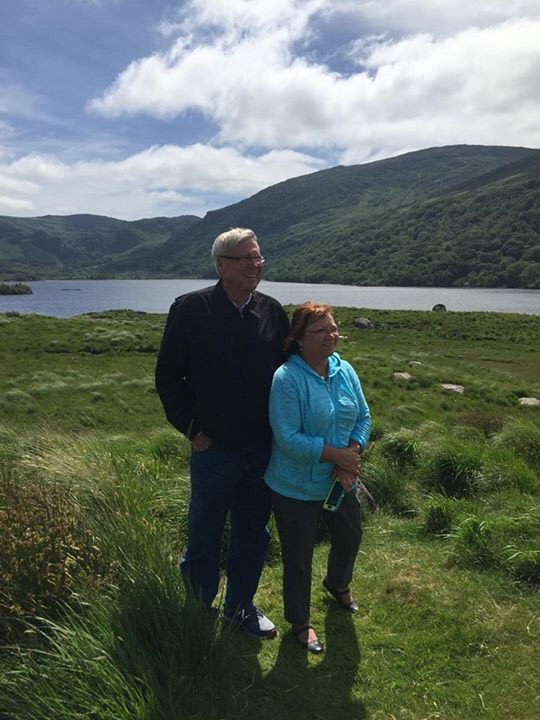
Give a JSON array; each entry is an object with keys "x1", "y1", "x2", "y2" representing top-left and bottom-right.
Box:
[{"x1": 1, "y1": 0, "x2": 539, "y2": 220}]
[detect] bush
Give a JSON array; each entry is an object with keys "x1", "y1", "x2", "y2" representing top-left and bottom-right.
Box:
[
  {"x1": 379, "y1": 429, "x2": 420, "y2": 468},
  {"x1": 481, "y1": 447, "x2": 540, "y2": 494},
  {"x1": 0, "y1": 475, "x2": 111, "y2": 643},
  {"x1": 423, "y1": 496, "x2": 459, "y2": 535},
  {"x1": 423, "y1": 443, "x2": 483, "y2": 497},
  {"x1": 362, "y1": 459, "x2": 416, "y2": 516},
  {"x1": 145, "y1": 427, "x2": 191, "y2": 466},
  {"x1": 491, "y1": 420, "x2": 540, "y2": 470},
  {"x1": 450, "y1": 510, "x2": 540, "y2": 582}
]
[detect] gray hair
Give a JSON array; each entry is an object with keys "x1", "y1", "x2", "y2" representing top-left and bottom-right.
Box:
[{"x1": 211, "y1": 228, "x2": 258, "y2": 272}]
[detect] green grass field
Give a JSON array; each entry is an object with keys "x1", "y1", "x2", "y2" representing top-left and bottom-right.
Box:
[{"x1": 0, "y1": 307, "x2": 538, "y2": 720}]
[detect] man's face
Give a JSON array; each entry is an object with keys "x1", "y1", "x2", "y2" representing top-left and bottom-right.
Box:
[{"x1": 217, "y1": 238, "x2": 264, "y2": 299}]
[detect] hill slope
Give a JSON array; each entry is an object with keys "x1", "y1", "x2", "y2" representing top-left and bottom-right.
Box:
[
  {"x1": 0, "y1": 145, "x2": 538, "y2": 287},
  {"x1": 0, "y1": 214, "x2": 200, "y2": 279}
]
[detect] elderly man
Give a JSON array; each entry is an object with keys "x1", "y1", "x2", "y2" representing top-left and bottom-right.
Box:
[{"x1": 155, "y1": 228, "x2": 290, "y2": 638}]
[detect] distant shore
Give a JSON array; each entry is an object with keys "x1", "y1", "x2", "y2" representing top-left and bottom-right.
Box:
[{"x1": 0, "y1": 282, "x2": 32, "y2": 295}]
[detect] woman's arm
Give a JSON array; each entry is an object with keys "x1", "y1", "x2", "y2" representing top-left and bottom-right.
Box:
[
  {"x1": 268, "y1": 372, "x2": 325, "y2": 464},
  {"x1": 347, "y1": 367, "x2": 371, "y2": 450}
]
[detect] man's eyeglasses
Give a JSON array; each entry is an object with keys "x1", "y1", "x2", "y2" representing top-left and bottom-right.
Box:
[{"x1": 221, "y1": 254, "x2": 266, "y2": 266}]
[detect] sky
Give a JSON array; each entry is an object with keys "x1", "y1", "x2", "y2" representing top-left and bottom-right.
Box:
[{"x1": 0, "y1": 0, "x2": 539, "y2": 221}]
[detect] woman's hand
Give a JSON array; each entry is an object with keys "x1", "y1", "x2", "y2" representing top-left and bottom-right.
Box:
[
  {"x1": 333, "y1": 446, "x2": 361, "y2": 475},
  {"x1": 336, "y1": 470, "x2": 357, "y2": 492},
  {"x1": 322, "y1": 444, "x2": 360, "y2": 475}
]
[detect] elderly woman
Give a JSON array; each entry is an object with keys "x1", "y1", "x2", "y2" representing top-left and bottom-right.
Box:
[{"x1": 264, "y1": 302, "x2": 371, "y2": 654}]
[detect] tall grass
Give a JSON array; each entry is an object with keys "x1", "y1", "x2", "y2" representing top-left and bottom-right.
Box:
[
  {"x1": 450, "y1": 509, "x2": 540, "y2": 582},
  {"x1": 1, "y1": 309, "x2": 539, "y2": 719}
]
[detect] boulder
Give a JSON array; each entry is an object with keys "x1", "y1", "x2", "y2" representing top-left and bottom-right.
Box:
[
  {"x1": 394, "y1": 372, "x2": 413, "y2": 381},
  {"x1": 518, "y1": 397, "x2": 540, "y2": 406},
  {"x1": 441, "y1": 383, "x2": 464, "y2": 393},
  {"x1": 432, "y1": 303, "x2": 447, "y2": 312},
  {"x1": 353, "y1": 316, "x2": 374, "y2": 329}
]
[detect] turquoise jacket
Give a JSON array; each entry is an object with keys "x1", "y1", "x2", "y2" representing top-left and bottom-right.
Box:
[{"x1": 264, "y1": 352, "x2": 371, "y2": 501}]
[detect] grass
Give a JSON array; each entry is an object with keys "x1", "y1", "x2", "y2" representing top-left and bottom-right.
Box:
[{"x1": 0, "y1": 307, "x2": 539, "y2": 719}]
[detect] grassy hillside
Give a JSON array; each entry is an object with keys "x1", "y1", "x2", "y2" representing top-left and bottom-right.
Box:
[
  {"x1": 0, "y1": 307, "x2": 539, "y2": 719},
  {"x1": 154, "y1": 145, "x2": 539, "y2": 282},
  {"x1": 0, "y1": 145, "x2": 538, "y2": 288},
  {"x1": 267, "y1": 153, "x2": 540, "y2": 287},
  {"x1": 0, "y1": 213, "x2": 200, "y2": 279}
]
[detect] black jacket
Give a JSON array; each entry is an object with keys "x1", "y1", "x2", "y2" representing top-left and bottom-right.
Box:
[{"x1": 155, "y1": 281, "x2": 290, "y2": 446}]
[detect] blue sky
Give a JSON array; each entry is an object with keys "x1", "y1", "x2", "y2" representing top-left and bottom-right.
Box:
[{"x1": 1, "y1": 0, "x2": 539, "y2": 220}]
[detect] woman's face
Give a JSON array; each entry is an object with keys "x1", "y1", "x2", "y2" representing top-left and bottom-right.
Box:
[{"x1": 300, "y1": 313, "x2": 339, "y2": 359}]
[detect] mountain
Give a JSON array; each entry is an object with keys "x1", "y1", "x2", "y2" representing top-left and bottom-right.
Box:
[
  {"x1": 0, "y1": 214, "x2": 200, "y2": 279},
  {"x1": 0, "y1": 145, "x2": 539, "y2": 288}
]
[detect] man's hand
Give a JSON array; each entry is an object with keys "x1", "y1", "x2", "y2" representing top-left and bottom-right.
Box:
[{"x1": 191, "y1": 432, "x2": 213, "y2": 452}]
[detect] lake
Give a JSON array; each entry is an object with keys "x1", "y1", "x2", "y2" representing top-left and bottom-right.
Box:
[{"x1": 0, "y1": 279, "x2": 539, "y2": 316}]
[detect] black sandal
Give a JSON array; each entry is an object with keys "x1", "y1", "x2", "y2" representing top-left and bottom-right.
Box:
[
  {"x1": 323, "y1": 578, "x2": 359, "y2": 613},
  {"x1": 293, "y1": 624, "x2": 324, "y2": 654}
]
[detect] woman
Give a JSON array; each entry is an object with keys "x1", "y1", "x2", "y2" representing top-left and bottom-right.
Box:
[{"x1": 265, "y1": 302, "x2": 371, "y2": 654}]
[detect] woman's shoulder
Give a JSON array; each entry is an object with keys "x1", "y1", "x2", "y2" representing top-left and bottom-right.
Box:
[{"x1": 331, "y1": 353, "x2": 360, "y2": 381}]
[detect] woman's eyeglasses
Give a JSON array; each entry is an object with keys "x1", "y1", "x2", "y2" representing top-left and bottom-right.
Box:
[{"x1": 304, "y1": 326, "x2": 339, "y2": 336}]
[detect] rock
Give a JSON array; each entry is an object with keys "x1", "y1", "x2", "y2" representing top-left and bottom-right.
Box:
[
  {"x1": 441, "y1": 383, "x2": 464, "y2": 393},
  {"x1": 394, "y1": 372, "x2": 413, "y2": 381},
  {"x1": 409, "y1": 361, "x2": 422, "y2": 366},
  {"x1": 519, "y1": 397, "x2": 540, "y2": 406},
  {"x1": 353, "y1": 317, "x2": 374, "y2": 329},
  {"x1": 432, "y1": 304, "x2": 446, "y2": 312}
]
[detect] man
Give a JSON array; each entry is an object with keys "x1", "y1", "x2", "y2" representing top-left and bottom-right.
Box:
[{"x1": 155, "y1": 228, "x2": 290, "y2": 639}]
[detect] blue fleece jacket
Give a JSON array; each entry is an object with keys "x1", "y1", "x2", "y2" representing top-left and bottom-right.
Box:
[{"x1": 264, "y1": 352, "x2": 371, "y2": 501}]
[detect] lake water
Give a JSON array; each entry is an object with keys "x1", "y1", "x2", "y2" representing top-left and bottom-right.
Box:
[{"x1": 1, "y1": 279, "x2": 539, "y2": 316}]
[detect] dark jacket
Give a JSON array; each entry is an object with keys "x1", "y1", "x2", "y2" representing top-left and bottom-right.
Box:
[{"x1": 155, "y1": 281, "x2": 290, "y2": 446}]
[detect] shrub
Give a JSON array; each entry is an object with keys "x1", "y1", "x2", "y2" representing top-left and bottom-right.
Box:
[
  {"x1": 450, "y1": 510, "x2": 540, "y2": 582},
  {"x1": 482, "y1": 447, "x2": 540, "y2": 494},
  {"x1": 378, "y1": 429, "x2": 420, "y2": 468},
  {"x1": 450, "y1": 516, "x2": 495, "y2": 569},
  {"x1": 145, "y1": 428, "x2": 191, "y2": 467},
  {"x1": 491, "y1": 420, "x2": 540, "y2": 470},
  {"x1": 0, "y1": 476, "x2": 111, "y2": 643},
  {"x1": 423, "y1": 443, "x2": 483, "y2": 497},
  {"x1": 423, "y1": 496, "x2": 459, "y2": 535},
  {"x1": 508, "y1": 550, "x2": 540, "y2": 583},
  {"x1": 362, "y1": 459, "x2": 416, "y2": 516}
]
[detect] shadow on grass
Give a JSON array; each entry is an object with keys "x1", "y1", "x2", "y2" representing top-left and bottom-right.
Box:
[{"x1": 235, "y1": 609, "x2": 366, "y2": 720}]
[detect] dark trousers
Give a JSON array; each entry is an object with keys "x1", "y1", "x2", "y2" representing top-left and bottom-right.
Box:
[
  {"x1": 181, "y1": 440, "x2": 272, "y2": 611},
  {"x1": 272, "y1": 490, "x2": 363, "y2": 625}
]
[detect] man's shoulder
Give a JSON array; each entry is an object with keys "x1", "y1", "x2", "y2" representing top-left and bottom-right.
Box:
[
  {"x1": 173, "y1": 283, "x2": 215, "y2": 305},
  {"x1": 253, "y1": 288, "x2": 279, "y2": 303},
  {"x1": 252, "y1": 289, "x2": 287, "y2": 313}
]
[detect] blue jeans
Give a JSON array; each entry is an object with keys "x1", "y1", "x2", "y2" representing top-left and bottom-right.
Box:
[{"x1": 180, "y1": 439, "x2": 272, "y2": 611}]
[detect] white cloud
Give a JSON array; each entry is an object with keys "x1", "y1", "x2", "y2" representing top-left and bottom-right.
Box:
[
  {"x1": 0, "y1": 195, "x2": 35, "y2": 212},
  {"x1": 329, "y1": 0, "x2": 540, "y2": 35},
  {"x1": 89, "y1": 8, "x2": 540, "y2": 162},
  {"x1": 3, "y1": 0, "x2": 539, "y2": 220},
  {"x1": 0, "y1": 144, "x2": 324, "y2": 219}
]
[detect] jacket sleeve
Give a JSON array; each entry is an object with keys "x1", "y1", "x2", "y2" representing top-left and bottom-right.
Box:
[
  {"x1": 346, "y1": 366, "x2": 371, "y2": 451},
  {"x1": 268, "y1": 370, "x2": 324, "y2": 464},
  {"x1": 154, "y1": 300, "x2": 196, "y2": 438}
]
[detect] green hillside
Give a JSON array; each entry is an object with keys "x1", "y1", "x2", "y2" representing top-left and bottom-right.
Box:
[
  {"x1": 0, "y1": 145, "x2": 539, "y2": 287},
  {"x1": 0, "y1": 213, "x2": 200, "y2": 279},
  {"x1": 267, "y1": 153, "x2": 540, "y2": 288}
]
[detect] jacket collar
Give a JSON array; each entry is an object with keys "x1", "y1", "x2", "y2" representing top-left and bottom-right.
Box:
[
  {"x1": 212, "y1": 279, "x2": 262, "y2": 319},
  {"x1": 289, "y1": 352, "x2": 341, "y2": 379}
]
